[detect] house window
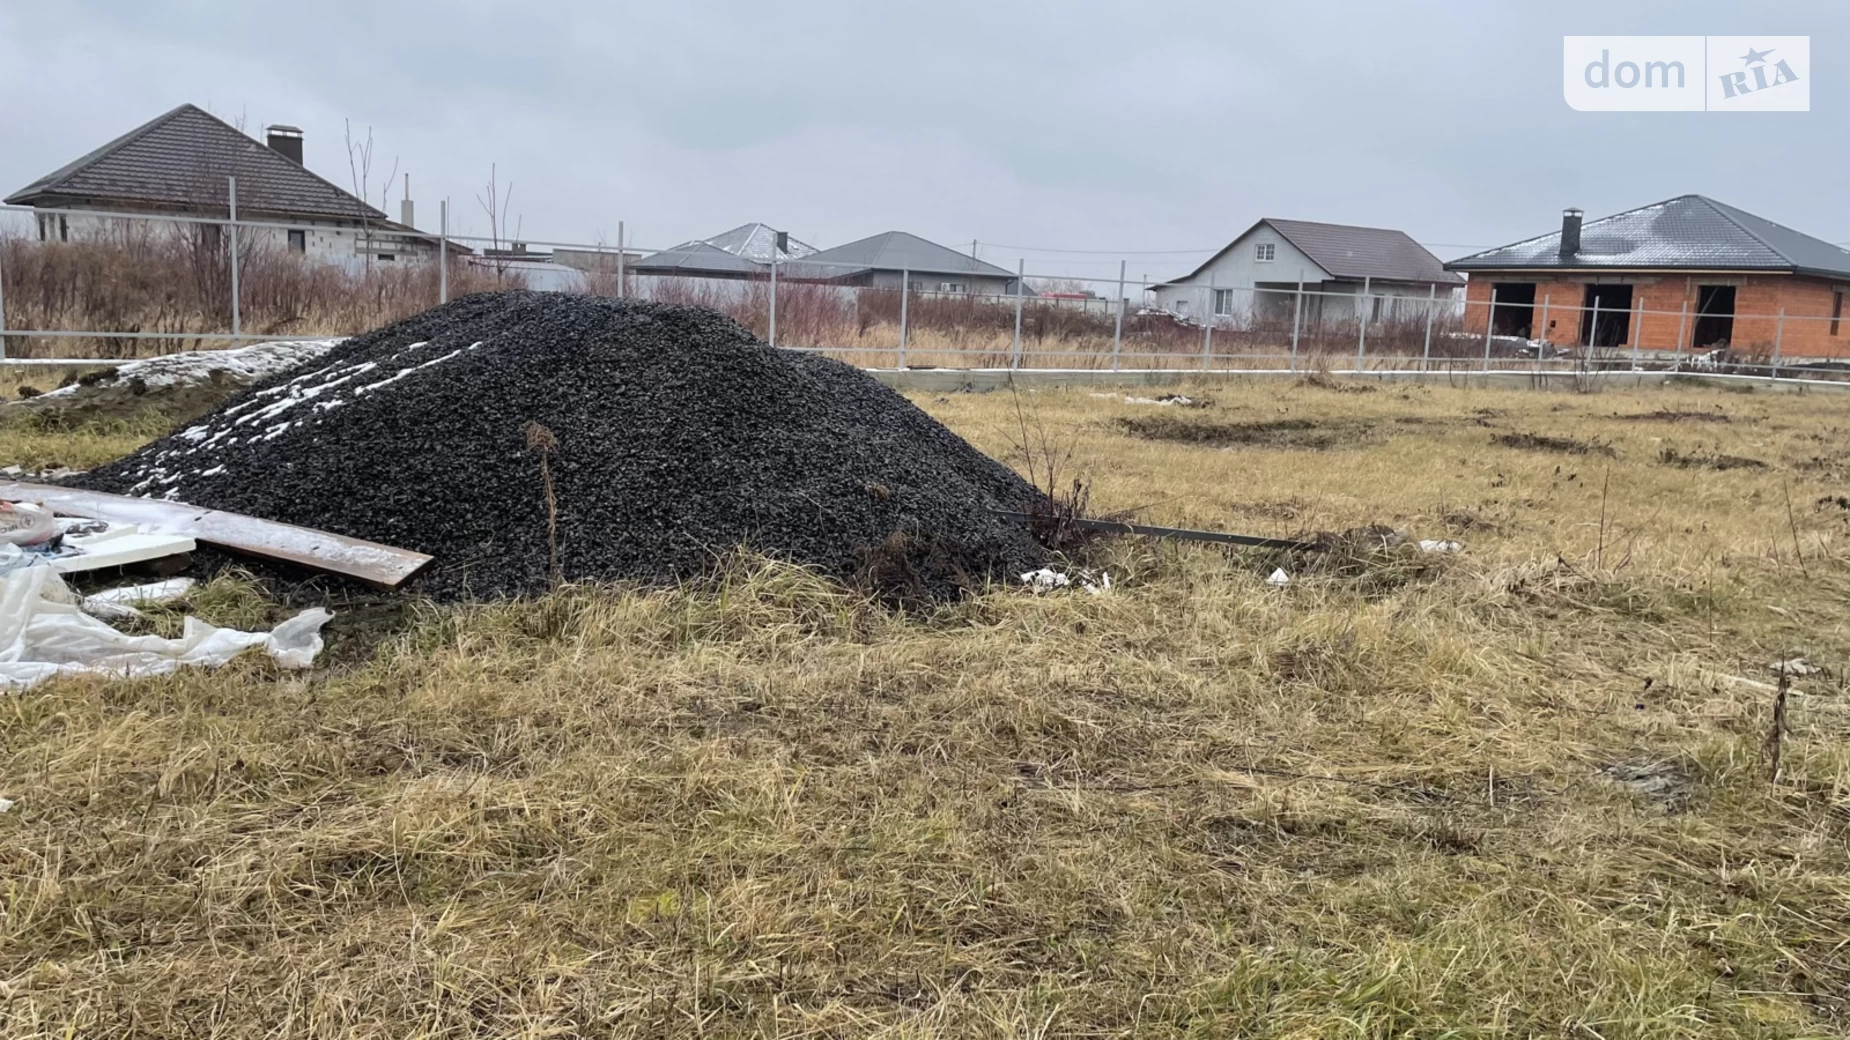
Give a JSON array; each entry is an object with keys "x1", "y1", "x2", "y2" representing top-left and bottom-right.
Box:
[
  {"x1": 937, "y1": 282, "x2": 965, "y2": 293},
  {"x1": 378, "y1": 253, "x2": 396, "y2": 262},
  {"x1": 287, "y1": 229, "x2": 306, "y2": 254},
  {"x1": 1213, "y1": 288, "x2": 1234, "y2": 315},
  {"x1": 59, "y1": 215, "x2": 69, "y2": 242},
  {"x1": 1834, "y1": 290, "x2": 1844, "y2": 336},
  {"x1": 1254, "y1": 242, "x2": 1275, "y2": 262},
  {"x1": 907, "y1": 280, "x2": 924, "y2": 291},
  {"x1": 201, "y1": 223, "x2": 222, "y2": 252}
]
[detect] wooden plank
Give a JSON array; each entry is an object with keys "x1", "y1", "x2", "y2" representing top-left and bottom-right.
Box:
[
  {"x1": 990, "y1": 509, "x2": 1322, "y2": 552},
  {"x1": 1, "y1": 481, "x2": 432, "y2": 588}
]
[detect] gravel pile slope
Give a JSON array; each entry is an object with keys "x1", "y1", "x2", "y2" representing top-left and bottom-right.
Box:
[
  {"x1": 8, "y1": 340, "x2": 344, "y2": 426},
  {"x1": 77, "y1": 293, "x2": 1047, "y2": 599}
]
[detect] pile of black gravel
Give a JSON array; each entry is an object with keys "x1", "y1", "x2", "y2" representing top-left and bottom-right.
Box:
[{"x1": 77, "y1": 292, "x2": 1048, "y2": 601}]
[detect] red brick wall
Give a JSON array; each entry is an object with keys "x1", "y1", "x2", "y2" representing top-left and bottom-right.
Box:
[{"x1": 1463, "y1": 272, "x2": 1850, "y2": 358}]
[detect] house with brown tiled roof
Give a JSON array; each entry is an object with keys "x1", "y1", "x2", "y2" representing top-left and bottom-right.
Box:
[{"x1": 5, "y1": 103, "x2": 460, "y2": 264}]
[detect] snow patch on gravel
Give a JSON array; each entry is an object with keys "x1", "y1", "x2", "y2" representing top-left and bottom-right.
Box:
[
  {"x1": 33, "y1": 339, "x2": 345, "y2": 400},
  {"x1": 113, "y1": 340, "x2": 486, "y2": 499}
]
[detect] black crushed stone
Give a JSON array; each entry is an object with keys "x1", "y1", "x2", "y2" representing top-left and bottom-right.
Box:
[{"x1": 77, "y1": 292, "x2": 1048, "y2": 601}]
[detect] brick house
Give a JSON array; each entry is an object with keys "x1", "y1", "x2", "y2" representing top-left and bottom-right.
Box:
[{"x1": 1446, "y1": 196, "x2": 1850, "y2": 358}]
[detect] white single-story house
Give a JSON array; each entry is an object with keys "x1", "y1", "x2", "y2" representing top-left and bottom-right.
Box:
[
  {"x1": 1151, "y1": 218, "x2": 1462, "y2": 324},
  {"x1": 5, "y1": 103, "x2": 456, "y2": 266}
]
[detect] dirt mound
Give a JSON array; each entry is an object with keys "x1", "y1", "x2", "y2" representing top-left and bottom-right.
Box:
[
  {"x1": 1118, "y1": 415, "x2": 1375, "y2": 450},
  {"x1": 1656, "y1": 446, "x2": 1767, "y2": 471},
  {"x1": 77, "y1": 293, "x2": 1047, "y2": 600},
  {"x1": 1491, "y1": 431, "x2": 1616, "y2": 457}
]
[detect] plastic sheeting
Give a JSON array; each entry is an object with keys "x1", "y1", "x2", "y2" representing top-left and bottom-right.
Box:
[{"x1": 0, "y1": 564, "x2": 330, "y2": 692}]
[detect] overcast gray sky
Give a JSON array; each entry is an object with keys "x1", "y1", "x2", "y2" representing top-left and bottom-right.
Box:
[{"x1": 1, "y1": 0, "x2": 1840, "y2": 287}]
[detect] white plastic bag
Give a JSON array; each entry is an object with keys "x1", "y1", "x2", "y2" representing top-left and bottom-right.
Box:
[
  {"x1": 0, "y1": 502, "x2": 56, "y2": 546},
  {"x1": 0, "y1": 564, "x2": 331, "y2": 692}
]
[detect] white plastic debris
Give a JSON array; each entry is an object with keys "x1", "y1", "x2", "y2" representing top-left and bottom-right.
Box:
[
  {"x1": 1771, "y1": 657, "x2": 1816, "y2": 677},
  {"x1": 1020, "y1": 567, "x2": 1112, "y2": 594},
  {"x1": 0, "y1": 796, "x2": 13, "y2": 814},
  {"x1": 81, "y1": 578, "x2": 196, "y2": 620},
  {"x1": 1266, "y1": 567, "x2": 1291, "y2": 587},
  {"x1": 1, "y1": 501, "x2": 56, "y2": 546},
  {"x1": 1021, "y1": 567, "x2": 1071, "y2": 591},
  {"x1": 1417, "y1": 539, "x2": 1464, "y2": 554},
  {"x1": 1089, "y1": 392, "x2": 1198, "y2": 406},
  {"x1": 0, "y1": 564, "x2": 330, "y2": 692}
]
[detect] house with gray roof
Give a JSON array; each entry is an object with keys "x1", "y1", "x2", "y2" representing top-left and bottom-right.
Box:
[
  {"x1": 631, "y1": 223, "x2": 816, "y2": 279},
  {"x1": 1151, "y1": 218, "x2": 1462, "y2": 324},
  {"x1": 5, "y1": 103, "x2": 452, "y2": 264},
  {"x1": 790, "y1": 232, "x2": 1021, "y2": 294},
  {"x1": 1446, "y1": 195, "x2": 1850, "y2": 354}
]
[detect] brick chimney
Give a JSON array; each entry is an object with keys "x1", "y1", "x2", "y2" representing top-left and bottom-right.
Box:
[
  {"x1": 1559, "y1": 208, "x2": 1584, "y2": 257},
  {"x1": 266, "y1": 125, "x2": 304, "y2": 165}
]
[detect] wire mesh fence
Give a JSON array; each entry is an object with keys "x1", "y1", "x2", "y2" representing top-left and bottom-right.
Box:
[{"x1": 5, "y1": 191, "x2": 1849, "y2": 382}]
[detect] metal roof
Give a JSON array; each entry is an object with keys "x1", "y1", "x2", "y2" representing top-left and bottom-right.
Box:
[
  {"x1": 1446, "y1": 195, "x2": 1850, "y2": 279},
  {"x1": 630, "y1": 240, "x2": 767, "y2": 276},
  {"x1": 702, "y1": 222, "x2": 817, "y2": 262},
  {"x1": 798, "y1": 231, "x2": 1014, "y2": 279},
  {"x1": 5, "y1": 103, "x2": 388, "y2": 222},
  {"x1": 1161, "y1": 219, "x2": 1462, "y2": 288}
]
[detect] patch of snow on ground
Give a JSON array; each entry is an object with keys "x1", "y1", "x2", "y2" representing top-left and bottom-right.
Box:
[{"x1": 32, "y1": 338, "x2": 345, "y2": 400}]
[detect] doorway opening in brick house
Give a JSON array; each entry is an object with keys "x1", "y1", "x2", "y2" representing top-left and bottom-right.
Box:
[
  {"x1": 1579, "y1": 284, "x2": 1633, "y2": 347},
  {"x1": 1691, "y1": 285, "x2": 1736, "y2": 349},
  {"x1": 1490, "y1": 282, "x2": 1536, "y2": 337}
]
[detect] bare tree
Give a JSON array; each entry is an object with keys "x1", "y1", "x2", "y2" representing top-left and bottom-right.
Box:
[
  {"x1": 476, "y1": 163, "x2": 521, "y2": 279},
  {"x1": 344, "y1": 120, "x2": 400, "y2": 274}
]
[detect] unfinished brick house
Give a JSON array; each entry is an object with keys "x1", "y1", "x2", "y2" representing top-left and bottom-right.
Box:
[{"x1": 1446, "y1": 196, "x2": 1850, "y2": 359}]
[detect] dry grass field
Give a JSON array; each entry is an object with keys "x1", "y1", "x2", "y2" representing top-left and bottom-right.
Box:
[{"x1": 3, "y1": 373, "x2": 1850, "y2": 1038}]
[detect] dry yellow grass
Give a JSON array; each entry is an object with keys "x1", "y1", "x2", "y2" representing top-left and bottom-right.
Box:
[{"x1": 3, "y1": 376, "x2": 1850, "y2": 1038}]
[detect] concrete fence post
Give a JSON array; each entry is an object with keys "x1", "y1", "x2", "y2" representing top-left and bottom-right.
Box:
[
  {"x1": 1289, "y1": 277, "x2": 1304, "y2": 372},
  {"x1": 228, "y1": 176, "x2": 241, "y2": 341},
  {"x1": 1536, "y1": 294, "x2": 1551, "y2": 373},
  {"x1": 1202, "y1": 274, "x2": 1216, "y2": 370},
  {"x1": 0, "y1": 224, "x2": 8, "y2": 361},
  {"x1": 616, "y1": 220, "x2": 625, "y2": 300},
  {"x1": 768, "y1": 257, "x2": 778, "y2": 347},
  {"x1": 1012, "y1": 259, "x2": 1025, "y2": 370},
  {"x1": 438, "y1": 199, "x2": 449, "y2": 304},
  {"x1": 1356, "y1": 275, "x2": 1370, "y2": 371},
  {"x1": 1587, "y1": 297, "x2": 1600, "y2": 356},
  {"x1": 1629, "y1": 297, "x2": 1643, "y2": 370},
  {"x1": 1112, "y1": 259, "x2": 1126, "y2": 372},
  {"x1": 1772, "y1": 306, "x2": 1786, "y2": 379},
  {"x1": 1419, "y1": 284, "x2": 1435, "y2": 372},
  {"x1": 1481, "y1": 286, "x2": 1498, "y2": 373},
  {"x1": 1673, "y1": 299, "x2": 1689, "y2": 368},
  {"x1": 898, "y1": 268, "x2": 909, "y2": 368}
]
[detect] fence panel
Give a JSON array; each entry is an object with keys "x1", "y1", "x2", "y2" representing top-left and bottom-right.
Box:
[{"x1": 6, "y1": 197, "x2": 1850, "y2": 383}]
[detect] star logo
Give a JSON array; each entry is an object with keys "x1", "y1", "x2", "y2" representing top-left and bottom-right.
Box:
[{"x1": 1740, "y1": 46, "x2": 1774, "y2": 65}]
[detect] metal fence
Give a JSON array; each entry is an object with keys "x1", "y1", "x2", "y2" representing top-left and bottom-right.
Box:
[{"x1": 3, "y1": 187, "x2": 1847, "y2": 382}]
